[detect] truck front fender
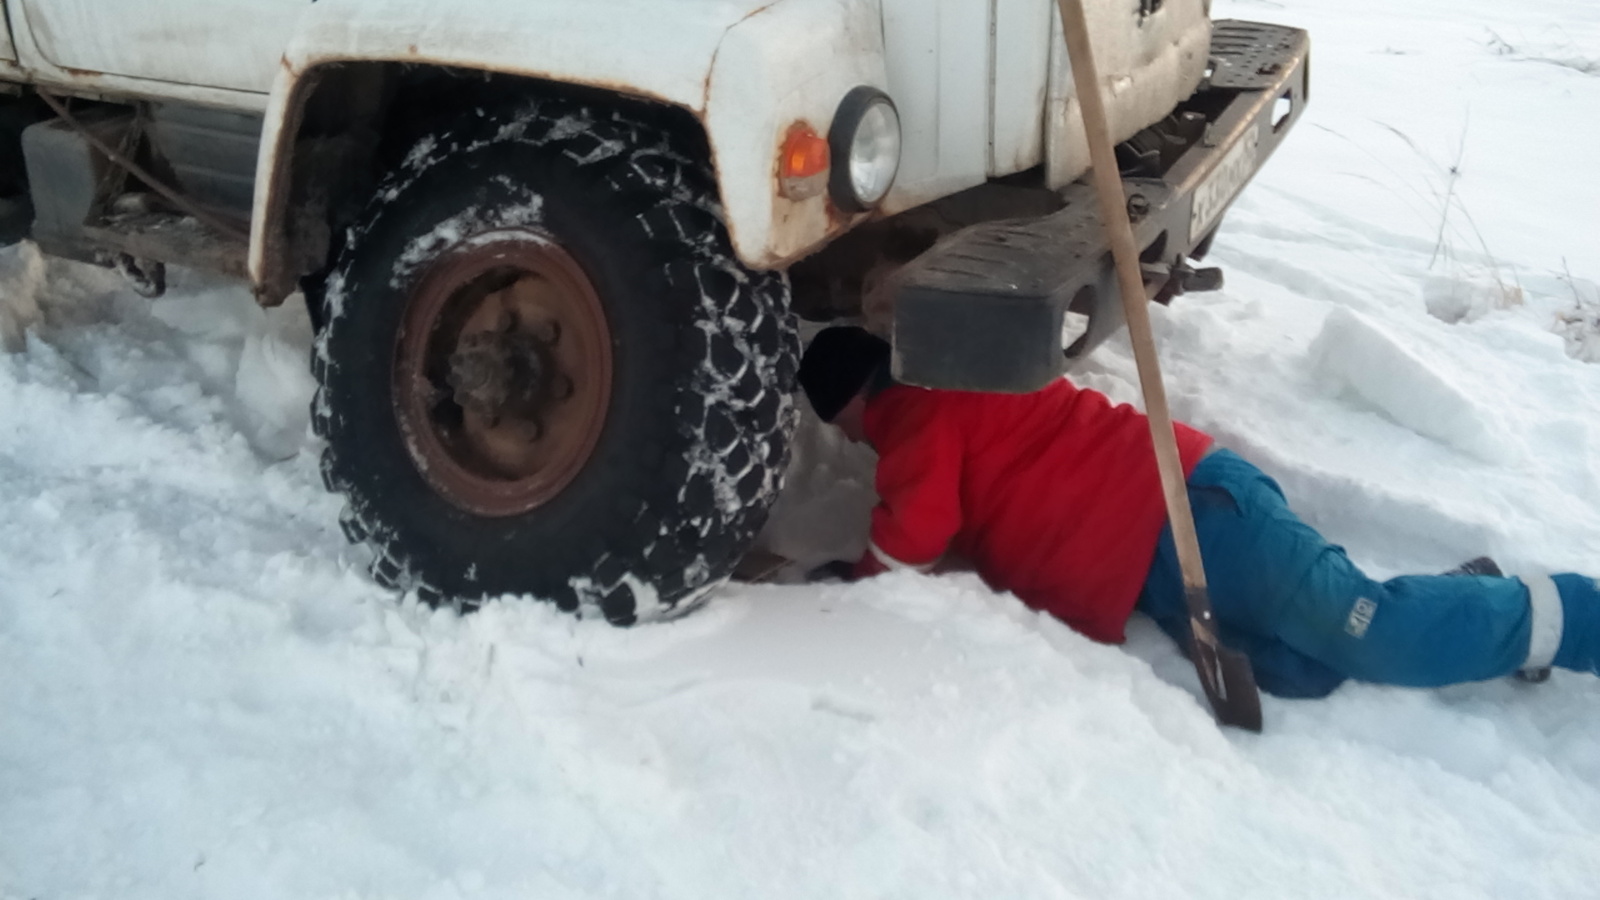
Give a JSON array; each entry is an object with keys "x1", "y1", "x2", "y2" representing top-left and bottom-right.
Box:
[{"x1": 250, "y1": 0, "x2": 888, "y2": 302}]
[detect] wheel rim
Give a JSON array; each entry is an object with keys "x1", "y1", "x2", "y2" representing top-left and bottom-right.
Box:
[{"x1": 393, "y1": 230, "x2": 613, "y2": 517}]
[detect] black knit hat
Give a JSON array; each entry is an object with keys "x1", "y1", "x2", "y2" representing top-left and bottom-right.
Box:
[{"x1": 798, "y1": 326, "x2": 891, "y2": 422}]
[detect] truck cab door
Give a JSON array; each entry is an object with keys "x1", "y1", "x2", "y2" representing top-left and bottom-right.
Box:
[
  {"x1": 880, "y1": 0, "x2": 1052, "y2": 208},
  {"x1": 880, "y1": 0, "x2": 1212, "y2": 205},
  {"x1": 15, "y1": 0, "x2": 304, "y2": 94}
]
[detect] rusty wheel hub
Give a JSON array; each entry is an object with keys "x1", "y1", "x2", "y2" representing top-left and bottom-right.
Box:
[{"x1": 393, "y1": 231, "x2": 612, "y2": 517}]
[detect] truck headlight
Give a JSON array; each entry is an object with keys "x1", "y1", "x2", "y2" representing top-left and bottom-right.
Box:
[{"x1": 829, "y1": 87, "x2": 901, "y2": 212}]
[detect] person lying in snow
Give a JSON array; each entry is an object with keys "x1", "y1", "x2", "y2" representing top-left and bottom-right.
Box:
[{"x1": 797, "y1": 325, "x2": 1600, "y2": 698}]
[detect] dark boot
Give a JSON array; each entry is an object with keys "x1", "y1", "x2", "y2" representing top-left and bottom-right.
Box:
[{"x1": 1445, "y1": 556, "x2": 1503, "y2": 578}]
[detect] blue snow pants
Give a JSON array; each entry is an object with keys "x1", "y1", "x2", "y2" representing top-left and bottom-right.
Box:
[{"x1": 1136, "y1": 449, "x2": 1600, "y2": 698}]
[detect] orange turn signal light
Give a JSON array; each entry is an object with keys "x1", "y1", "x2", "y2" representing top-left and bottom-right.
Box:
[{"x1": 780, "y1": 124, "x2": 831, "y2": 180}]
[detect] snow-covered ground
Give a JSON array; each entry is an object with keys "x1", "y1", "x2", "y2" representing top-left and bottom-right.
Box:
[{"x1": 4, "y1": 1, "x2": 1600, "y2": 897}]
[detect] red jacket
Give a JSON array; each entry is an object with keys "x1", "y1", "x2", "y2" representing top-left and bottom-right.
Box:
[{"x1": 855, "y1": 379, "x2": 1212, "y2": 643}]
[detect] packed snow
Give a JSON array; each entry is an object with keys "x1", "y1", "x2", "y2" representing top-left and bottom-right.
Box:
[{"x1": 4, "y1": 1, "x2": 1600, "y2": 897}]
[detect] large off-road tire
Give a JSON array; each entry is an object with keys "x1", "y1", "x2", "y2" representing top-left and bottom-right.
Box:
[{"x1": 312, "y1": 99, "x2": 799, "y2": 623}]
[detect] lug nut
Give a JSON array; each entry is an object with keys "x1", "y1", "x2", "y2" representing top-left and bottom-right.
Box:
[
  {"x1": 495, "y1": 308, "x2": 519, "y2": 333},
  {"x1": 533, "y1": 319, "x2": 561, "y2": 344},
  {"x1": 551, "y1": 374, "x2": 575, "y2": 401}
]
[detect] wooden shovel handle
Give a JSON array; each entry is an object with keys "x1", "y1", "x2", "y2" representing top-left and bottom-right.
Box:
[{"x1": 1053, "y1": 0, "x2": 1262, "y2": 731}]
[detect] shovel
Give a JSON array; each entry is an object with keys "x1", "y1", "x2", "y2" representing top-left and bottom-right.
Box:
[{"x1": 1053, "y1": 0, "x2": 1263, "y2": 731}]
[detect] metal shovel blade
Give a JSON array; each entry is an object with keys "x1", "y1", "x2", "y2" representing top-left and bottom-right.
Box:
[{"x1": 1190, "y1": 613, "x2": 1263, "y2": 732}]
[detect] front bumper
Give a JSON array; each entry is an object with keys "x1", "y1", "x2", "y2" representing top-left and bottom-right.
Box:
[{"x1": 891, "y1": 21, "x2": 1310, "y2": 392}]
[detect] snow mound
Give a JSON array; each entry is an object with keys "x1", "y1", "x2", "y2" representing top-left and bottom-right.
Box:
[
  {"x1": 143, "y1": 277, "x2": 317, "y2": 460},
  {"x1": 0, "y1": 241, "x2": 46, "y2": 351},
  {"x1": 1555, "y1": 278, "x2": 1600, "y2": 365},
  {"x1": 1423, "y1": 269, "x2": 1523, "y2": 325},
  {"x1": 233, "y1": 297, "x2": 317, "y2": 460},
  {"x1": 1310, "y1": 307, "x2": 1515, "y2": 462},
  {"x1": 755, "y1": 404, "x2": 877, "y2": 571}
]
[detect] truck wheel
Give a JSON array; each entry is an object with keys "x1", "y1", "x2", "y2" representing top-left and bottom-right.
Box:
[{"x1": 312, "y1": 100, "x2": 799, "y2": 623}]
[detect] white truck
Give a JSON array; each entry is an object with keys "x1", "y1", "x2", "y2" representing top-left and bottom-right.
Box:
[{"x1": 0, "y1": 0, "x2": 1308, "y2": 622}]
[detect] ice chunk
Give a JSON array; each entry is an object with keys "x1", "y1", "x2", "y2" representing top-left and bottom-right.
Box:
[{"x1": 1310, "y1": 307, "x2": 1514, "y2": 462}]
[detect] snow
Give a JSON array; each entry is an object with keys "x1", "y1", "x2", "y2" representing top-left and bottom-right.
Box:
[{"x1": 3, "y1": 1, "x2": 1600, "y2": 898}]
